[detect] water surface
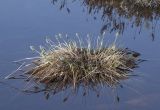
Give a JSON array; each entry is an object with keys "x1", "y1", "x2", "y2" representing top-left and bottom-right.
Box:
[{"x1": 0, "y1": 0, "x2": 160, "y2": 110}]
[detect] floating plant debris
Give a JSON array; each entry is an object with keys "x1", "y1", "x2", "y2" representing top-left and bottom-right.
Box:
[{"x1": 6, "y1": 34, "x2": 141, "y2": 99}]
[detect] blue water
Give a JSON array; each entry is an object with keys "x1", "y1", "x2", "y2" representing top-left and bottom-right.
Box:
[{"x1": 0, "y1": 0, "x2": 160, "y2": 110}]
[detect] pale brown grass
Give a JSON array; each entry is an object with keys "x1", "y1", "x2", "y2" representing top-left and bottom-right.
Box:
[{"x1": 6, "y1": 34, "x2": 140, "y2": 96}]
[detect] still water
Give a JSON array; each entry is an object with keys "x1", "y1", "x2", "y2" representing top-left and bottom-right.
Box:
[{"x1": 0, "y1": 0, "x2": 160, "y2": 110}]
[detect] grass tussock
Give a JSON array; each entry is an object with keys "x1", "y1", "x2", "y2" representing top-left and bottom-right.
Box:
[{"x1": 6, "y1": 34, "x2": 141, "y2": 96}]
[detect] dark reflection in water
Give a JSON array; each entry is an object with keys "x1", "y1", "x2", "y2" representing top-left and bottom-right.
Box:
[{"x1": 52, "y1": 0, "x2": 160, "y2": 38}]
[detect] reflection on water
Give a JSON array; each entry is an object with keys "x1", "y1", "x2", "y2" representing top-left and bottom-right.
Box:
[{"x1": 52, "y1": 0, "x2": 160, "y2": 38}]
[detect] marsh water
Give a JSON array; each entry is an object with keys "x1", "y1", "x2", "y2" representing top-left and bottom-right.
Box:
[{"x1": 0, "y1": 0, "x2": 160, "y2": 110}]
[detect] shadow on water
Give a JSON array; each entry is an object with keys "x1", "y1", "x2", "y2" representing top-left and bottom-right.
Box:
[{"x1": 51, "y1": 0, "x2": 160, "y2": 39}]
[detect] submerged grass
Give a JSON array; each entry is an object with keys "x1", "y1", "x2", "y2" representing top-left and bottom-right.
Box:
[{"x1": 6, "y1": 34, "x2": 141, "y2": 97}]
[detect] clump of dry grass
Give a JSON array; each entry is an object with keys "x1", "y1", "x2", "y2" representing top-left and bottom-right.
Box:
[{"x1": 6, "y1": 34, "x2": 140, "y2": 96}]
